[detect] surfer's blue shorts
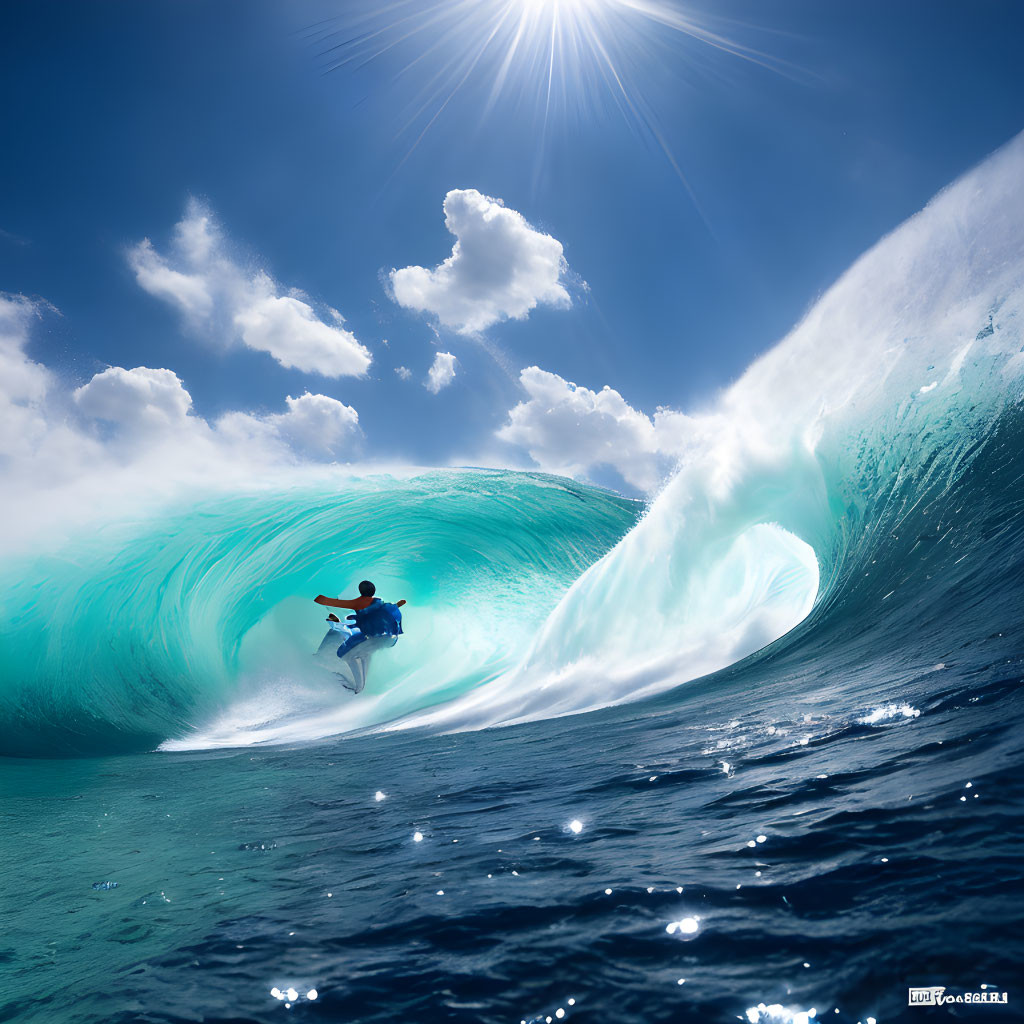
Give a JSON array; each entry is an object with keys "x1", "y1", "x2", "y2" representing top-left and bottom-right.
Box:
[{"x1": 337, "y1": 632, "x2": 369, "y2": 658}]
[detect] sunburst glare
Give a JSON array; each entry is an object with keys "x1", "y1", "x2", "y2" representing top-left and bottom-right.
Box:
[{"x1": 306, "y1": 0, "x2": 787, "y2": 188}]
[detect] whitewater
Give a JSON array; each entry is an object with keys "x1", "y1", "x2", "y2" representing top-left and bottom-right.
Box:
[{"x1": 2, "y1": 136, "x2": 1024, "y2": 1024}]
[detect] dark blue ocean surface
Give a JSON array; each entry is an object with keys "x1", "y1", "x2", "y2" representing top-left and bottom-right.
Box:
[{"x1": 3, "y1": 602, "x2": 1022, "y2": 1024}]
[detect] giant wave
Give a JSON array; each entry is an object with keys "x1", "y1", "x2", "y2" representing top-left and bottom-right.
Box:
[{"x1": 2, "y1": 134, "x2": 1024, "y2": 757}]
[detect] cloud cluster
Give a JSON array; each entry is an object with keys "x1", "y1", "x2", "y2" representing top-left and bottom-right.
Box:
[
  {"x1": 390, "y1": 189, "x2": 572, "y2": 334},
  {"x1": 73, "y1": 365, "x2": 195, "y2": 435},
  {"x1": 69, "y1": 362, "x2": 360, "y2": 461},
  {"x1": 0, "y1": 295, "x2": 363, "y2": 546},
  {"x1": 130, "y1": 200, "x2": 372, "y2": 377},
  {"x1": 497, "y1": 366, "x2": 694, "y2": 491},
  {"x1": 424, "y1": 351, "x2": 458, "y2": 393}
]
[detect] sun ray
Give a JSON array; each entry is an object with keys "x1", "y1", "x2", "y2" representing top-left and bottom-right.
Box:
[{"x1": 311, "y1": 0, "x2": 796, "y2": 209}]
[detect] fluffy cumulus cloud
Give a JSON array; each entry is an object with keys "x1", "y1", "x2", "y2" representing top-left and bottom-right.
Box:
[
  {"x1": 218, "y1": 392, "x2": 360, "y2": 460},
  {"x1": 129, "y1": 200, "x2": 371, "y2": 377},
  {"x1": 497, "y1": 366, "x2": 694, "y2": 492},
  {"x1": 73, "y1": 366, "x2": 194, "y2": 434},
  {"x1": 424, "y1": 351, "x2": 458, "y2": 394},
  {"x1": 68, "y1": 362, "x2": 361, "y2": 460},
  {"x1": 390, "y1": 189, "x2": 572, "y2": 334}
]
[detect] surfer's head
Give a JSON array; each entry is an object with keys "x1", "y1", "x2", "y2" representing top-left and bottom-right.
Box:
[{"x1": 358, "y1": 580, "x2": 376, "y2": 597}]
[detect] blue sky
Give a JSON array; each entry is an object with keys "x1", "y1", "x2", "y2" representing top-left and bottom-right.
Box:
[{"x1": 3, "y1": 0, "x2": 1024, "y2": 492}]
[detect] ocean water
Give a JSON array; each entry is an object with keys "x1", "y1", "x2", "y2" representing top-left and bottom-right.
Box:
[{"x1": 4, "y1": 138, "x2": 1024, "y2": 1023}]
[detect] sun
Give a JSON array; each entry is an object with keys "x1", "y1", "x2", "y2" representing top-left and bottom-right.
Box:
[{"x1": 307, "y1": 0, "x2": 783, "y2": 186}]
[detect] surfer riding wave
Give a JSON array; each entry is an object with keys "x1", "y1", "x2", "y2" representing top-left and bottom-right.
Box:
[{"x1": 314, "y1": 581, "x2": 407, "y2": 693}]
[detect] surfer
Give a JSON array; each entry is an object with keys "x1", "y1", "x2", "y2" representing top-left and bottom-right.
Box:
[{"x1": 314, "y1": 581, "x2": 406, "y2": 659}]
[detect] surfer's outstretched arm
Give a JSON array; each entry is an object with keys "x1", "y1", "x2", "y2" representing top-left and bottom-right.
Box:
[
  {"x1": 314, "y1": 594, "x2": 406, "y2": 608},
  {"x1": 315, "y1": 594, "x2": 366, "y2": 610}
]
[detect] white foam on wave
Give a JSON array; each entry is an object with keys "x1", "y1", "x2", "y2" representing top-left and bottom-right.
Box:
[
  {"x1": 388, "y1": 521, "x2": 819, "y2": 734},
  {"x1": 858, "y1": 703, "x2": 921, "y2": 726}
]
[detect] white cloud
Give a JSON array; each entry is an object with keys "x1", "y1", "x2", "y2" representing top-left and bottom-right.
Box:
[
  {"x1": 497, "y1": 365, "x2": 694, "y2": 491},
  {"x1": 0, "y1": 295, "x2": 57, "y2": 461},
  {"x1": 390, "y1": 189, "x2": 572, "y2": 334},
  {"x1": 395, "y1": 365, "x2": 412, "y2": 381},
  {"x1": 425, "y1": 351, "x2": 458, "y2": 394},
  {"x1": 130, "y1": 239, "x2": 213, "y2": 318},
  {"x1": 217, "y1": 392, "x2": 360, "y2": 460},
  {"x1": 129, "y1": 199, "x2": 371, "y2": 378},
  {"x1": 231, "y1": 275, "x2": 368, "y2": 374},
  {"x1": 0, "y1": 296, "x2": 50, "y2": 404},
  {"x1": 73, "y1": 366, "x2": 195, "y2": 435}
]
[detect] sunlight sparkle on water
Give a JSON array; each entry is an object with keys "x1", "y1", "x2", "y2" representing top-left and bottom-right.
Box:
[
  {"x1": 745, "y1": 1004, "x2": 818, "y2": 1024},
  {"x1": 665, "y1": 916, "x2": 700, "y2": 936}
]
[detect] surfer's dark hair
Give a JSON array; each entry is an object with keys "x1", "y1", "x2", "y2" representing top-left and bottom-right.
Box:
[{"x1": 358, "y1": 580, "x2": 376, "y2": 597}]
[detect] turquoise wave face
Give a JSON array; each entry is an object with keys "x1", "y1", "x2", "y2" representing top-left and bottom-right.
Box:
[{"x1": 0, "y1": 472, "x2": 641, "y2": 756}]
